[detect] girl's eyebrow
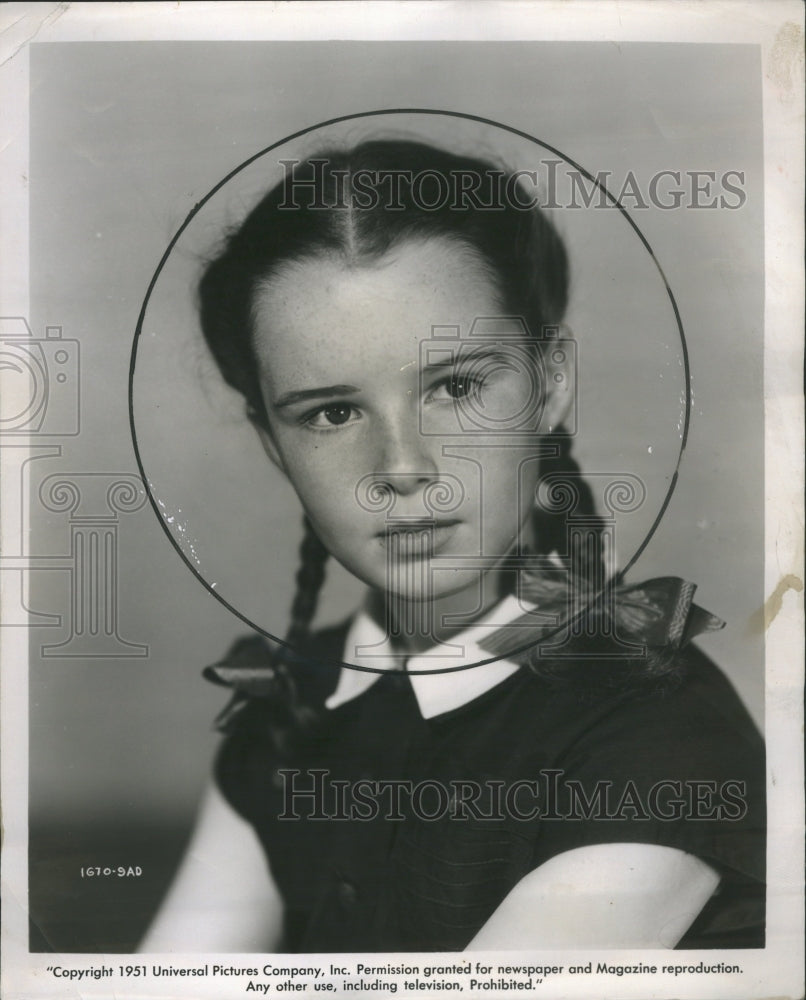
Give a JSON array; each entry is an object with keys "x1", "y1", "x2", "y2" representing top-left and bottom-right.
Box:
[
  {"x1": 272, "y1": 384, "x2": 360, "y2": 409},
  {"x1": 423, "y1": 346, "x2": 519, "y2": 372}
]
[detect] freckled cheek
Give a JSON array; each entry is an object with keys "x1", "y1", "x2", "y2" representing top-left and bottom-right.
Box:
[
  {"x1": 282, "y1": 451, "x2": 367, "y2": 521},
  {"x1": 472, "y1": 454, "x2": 537, "y2": 532},
  {"x1": 456, "y1": 448, "x2": 537, "y2": 497}
]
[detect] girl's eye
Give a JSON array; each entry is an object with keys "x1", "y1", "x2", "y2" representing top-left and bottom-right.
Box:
[
  {"x1": 304, "y1": 404, "x2": 359, "y2": 429},
  {"x1": 447, "y1": 374, "x2": 479, "y2": 399},
  {"x1": 431, "y1": 373, "x2": 485, "y2": 402}
]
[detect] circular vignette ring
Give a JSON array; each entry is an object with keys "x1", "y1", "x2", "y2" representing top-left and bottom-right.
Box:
[{"x1": 128, "y1": 107, "x2": 691, "y2": 677}]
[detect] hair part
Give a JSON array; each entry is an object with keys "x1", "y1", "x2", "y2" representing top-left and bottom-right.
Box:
[
  {"x1": 198, "y1": 139, "x2": 626, "y2": 735},
  {"x1": 199, "y1": 140, "x2": 569, "y2": 429}
]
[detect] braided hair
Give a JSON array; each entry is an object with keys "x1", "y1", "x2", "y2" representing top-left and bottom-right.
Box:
[
  {"x1": 269, "y1": 518, "x2": 330, "y2": 750},
  {"x1": 530, "y1": 433, "x2": 603, "y2": 566},
  {"x1": 199, "y1": 139, "x2": 604, "y2": 737}
]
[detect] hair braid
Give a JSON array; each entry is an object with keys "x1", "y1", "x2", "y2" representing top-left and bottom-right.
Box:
[
  {"x1": 527, "y1": 432, "x2": 684, "y2": 693},
  {"x1": 261, "y1": 517, "x2": 330, "y2": 753},
  {"x1": 532, "y1": 428, "x2": 604, "y2": 582},
  {"x1": 283, "y1": 517, "x2": 330, "y2": 652}
]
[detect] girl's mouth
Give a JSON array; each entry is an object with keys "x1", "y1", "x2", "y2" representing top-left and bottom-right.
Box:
[{"x1": 376, "y1": 519, "x2": 461, "y2": 556}]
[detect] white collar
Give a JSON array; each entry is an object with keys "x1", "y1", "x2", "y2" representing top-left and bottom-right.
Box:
[{"x1": 325, "y1": 594, "x2": 531, "y2": 720}]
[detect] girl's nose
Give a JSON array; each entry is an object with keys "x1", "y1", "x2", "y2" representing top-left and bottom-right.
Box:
[{"x1": 373, "y1": 414, "x2": 439, "y2": 498}]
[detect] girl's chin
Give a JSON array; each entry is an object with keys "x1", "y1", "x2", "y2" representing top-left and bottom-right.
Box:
[
  {"x1": 374, "y1": 573, "x2": 492, "y2": 606},
  {"x1": 337, "y1": 549, "x2": 503, "y2": 607}
]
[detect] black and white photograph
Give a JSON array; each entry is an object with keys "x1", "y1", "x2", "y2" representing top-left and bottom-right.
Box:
[{"x1": 1, "y1": 3, "x2": 803, "y2": 999}]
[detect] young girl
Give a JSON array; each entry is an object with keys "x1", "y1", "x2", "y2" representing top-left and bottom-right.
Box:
[{"x1": 140, "y1": 140, "x2": 765, "y2": 953}]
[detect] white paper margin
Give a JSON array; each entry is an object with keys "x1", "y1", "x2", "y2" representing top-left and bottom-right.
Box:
[{"x1": 1, "y1": 3, "x2": 803, "y2": 999}]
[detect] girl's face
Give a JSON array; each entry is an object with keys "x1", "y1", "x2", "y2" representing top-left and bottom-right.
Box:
[{"x1": 251, "y1": 237, "x2": 570, "y2": 606}]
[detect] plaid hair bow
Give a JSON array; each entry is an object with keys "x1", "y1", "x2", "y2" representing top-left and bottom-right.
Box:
[{"x1": 474, "y1": 569, "x2": 725, "y2": 663}]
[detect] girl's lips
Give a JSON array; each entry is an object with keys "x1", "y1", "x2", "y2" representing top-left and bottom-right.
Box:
[{"x1": 376, "y1": 520, "x2": 461, "y2": 556}]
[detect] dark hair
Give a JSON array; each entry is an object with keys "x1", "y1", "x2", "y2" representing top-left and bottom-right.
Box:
[
  {"x1": 200, "y1": 140, "x2": 570, "y2": 426},
  {"x1": 199, "y1": 139, "x2": 609, "y2": 733}
]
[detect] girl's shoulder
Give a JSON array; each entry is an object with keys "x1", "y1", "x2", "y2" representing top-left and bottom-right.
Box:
[
  {"x1": 616, "y1": 643, "x2": 762, "y2": 748},
  {"x1": 525, "y1": 641, "x2": 764, "y2": 760},
  {"x1": 520, "y1": 633, "x2": 757, "y2": 725},
  {"x1": 521, "y1": 643, "x2": 766, "y2": 831}
]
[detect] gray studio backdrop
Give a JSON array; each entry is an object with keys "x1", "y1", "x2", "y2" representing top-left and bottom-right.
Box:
[{"x1": 26, "y1": 41, "x2": 763, "y2": 939}]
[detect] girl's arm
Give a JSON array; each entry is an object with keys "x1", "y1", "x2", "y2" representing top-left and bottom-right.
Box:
[
  {"x1": 465, "y1": 843, "x2": 720, "y2": 950},
  {"x1": 138, "y1": 782, "x2": 284, "y2": 953}
]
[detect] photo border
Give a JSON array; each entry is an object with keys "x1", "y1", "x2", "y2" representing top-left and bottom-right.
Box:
[{"x1": 1, "y1": 3, "x2": 803, "y2": 999}]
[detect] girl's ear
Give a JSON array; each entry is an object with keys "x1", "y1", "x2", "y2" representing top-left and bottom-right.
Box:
[
  {"x1": 541, "y1": 329, "x2": 576, "y2": 433},
  {"x1": 251, "y1": 413, "x2": 287, "y2": 475}
]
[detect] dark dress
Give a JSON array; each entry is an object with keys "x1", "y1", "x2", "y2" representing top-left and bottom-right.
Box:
[{"x1": 214, "y1": 623, "x2": 765, "y2": 952}]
